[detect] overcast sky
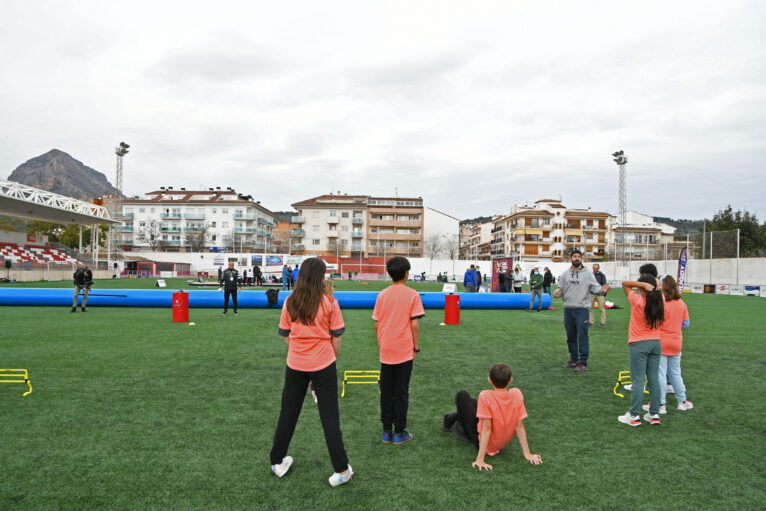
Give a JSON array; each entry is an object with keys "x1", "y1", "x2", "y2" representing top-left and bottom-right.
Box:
[{"x1": 2, "y1": 1, "x2": 764, "y2": 221}]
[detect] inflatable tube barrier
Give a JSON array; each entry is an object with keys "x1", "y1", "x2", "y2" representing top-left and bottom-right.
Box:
[{"x1": 0, "y1": 288, "x2": 551, "y2": 310}]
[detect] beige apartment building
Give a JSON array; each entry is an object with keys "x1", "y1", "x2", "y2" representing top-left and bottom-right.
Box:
[
  {"x1": 290, "y1": 194, "x2": 425, "y2": 258},
  {"x1": 491, "y1": 199, "x2": 610, "y2": 262}
]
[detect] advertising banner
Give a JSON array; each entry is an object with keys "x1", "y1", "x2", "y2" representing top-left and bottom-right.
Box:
[
  {"x1": 744, "y1": 285, "x2": 761, "y2": 297},
  {"x1": 690, "y1": 284, "x2": 704, "y2": 294},
  {"x1": 491, "y1": 257, "x2": 513, "y2": 293},
  {"x1": 266, "y1": 255, "x2": 283, "y2": 266},
  {"x1": 677, "y1": 247, "x2": 688, "y2": 292}
]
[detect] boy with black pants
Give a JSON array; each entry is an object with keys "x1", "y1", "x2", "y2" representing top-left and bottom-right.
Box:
[
  {"x1": 373, "y1": 256, "x2": 425, "y2": 445},
  {"x1": 443, "y1": 363, "x2": 542, "y2": 470}
]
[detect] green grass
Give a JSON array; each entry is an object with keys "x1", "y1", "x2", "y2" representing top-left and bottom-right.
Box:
[{"x1": 1, "y1": 282, "x2": 764, "y2": 510}]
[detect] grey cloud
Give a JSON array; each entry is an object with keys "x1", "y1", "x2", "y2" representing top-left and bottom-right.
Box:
[{"x1": 150, "y1": 47, "x2": 282, "y2": 84}]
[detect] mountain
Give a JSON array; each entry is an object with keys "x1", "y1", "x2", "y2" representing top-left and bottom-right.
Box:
[
  {"x1": 7, "y1": 149, "x2": 120, "y2": 199},
  {"x1": 653, "y1": 217, "x2": 705, "y2": 235}
]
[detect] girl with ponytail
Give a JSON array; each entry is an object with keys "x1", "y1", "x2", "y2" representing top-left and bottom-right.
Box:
[{"x1": 617, "y1": 275, "x2": 665, "y2": 427}]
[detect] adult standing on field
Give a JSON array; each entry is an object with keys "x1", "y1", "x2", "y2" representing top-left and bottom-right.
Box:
[
  {"x1": 463, "y1": 265, "x2": 478, "y2": 292},
  {"x1": 589, "y1": 263, "x2": 608, "y2": 327},
  {"x1": 527, "y1": 267, "x2": 544, "y2": 311},
  {"x1": 553, "y1": 250, "x2": 610, "y2": 372},
  {"x1": 543, "y1": 267, "x2": 554, "y2": 295},
  {"x1": 512, "y1": 269, "x2": 526, "y2": 293},
  {"x1": 220, "y1": 260, "x2": 241, "y2": 316},
  {"x1": 270, "y1": 258, "x2": 353, "y2": 487}
]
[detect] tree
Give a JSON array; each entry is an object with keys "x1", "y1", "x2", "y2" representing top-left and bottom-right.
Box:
[
  {"x1": 424, "y1": 234, "x2": 443, "y2": 260},
  {"x1": 442, "y1": 234, "x2": 460, "y2": 260},
  {"x1": 136, "y1": 221, "x2": 166, "y2": 251},
  {"x1": 0, "y1": 215, "x2": 26, "y2": 232},
  {"x1": 706, "y1": 205, "x2": 766, "y2": 258},
  {"x1": 186, "y1": 224, "x2": 211, "y2": 252}
]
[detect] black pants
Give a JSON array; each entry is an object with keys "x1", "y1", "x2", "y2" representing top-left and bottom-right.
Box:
[
  {"x1": 270, "y1": 362, "x2": 349, "y2": 473},
  {"x1": 380, "y1": 360, "x2": 413, "y2": 433},
  {"x1": 223, "y1": 289, "x2": 238, "y2": 313},
  {"x1": 444, "y1": 390, "x2": 479, "y2": 447}
]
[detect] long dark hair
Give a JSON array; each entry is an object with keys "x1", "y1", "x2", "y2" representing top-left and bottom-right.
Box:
[
  {"x1": 286, "y1": 258, "x2": 327, "y2": 325},
  {"x1": 638, "y1": 275, "x2": 664, "y2": 329}
]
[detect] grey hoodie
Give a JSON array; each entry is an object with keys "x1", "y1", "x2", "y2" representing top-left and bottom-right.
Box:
[{"x1": 557, "y1": 266, "x2": 605, "y2": 309}]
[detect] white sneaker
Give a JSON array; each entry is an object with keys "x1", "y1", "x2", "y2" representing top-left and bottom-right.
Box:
[
  {"x1": 623, "y1": 384, "x2": 632, "y2": 391},
  {"x1": 666, "y1": 384, "x2": 675, "y2": 394},
  {"x1": 678, "y1": 400, "x2": 694, "y2": 411},
  {"x1": 271, "y1": 456, "x2": 293, "y2": 478},
  {"x1": 617, "y1": 412, "x2": 641, "y2": 427},
  {"x1": 642, "y1": 403, "x2": 667, "y2": 415},
  {"x1": 328, "y1": 464, "x2": 353, "y2": 487},
  {"x1": 643, "y1": 413, "x2": 661, "y2": 425},
  {"x1": 312, "y1": 390, "x2": 318, "y2": 404}
]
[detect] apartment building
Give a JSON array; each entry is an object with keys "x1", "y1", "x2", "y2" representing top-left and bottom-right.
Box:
[
  {"x1": 612, "y1": 211, "x2": 686, "y2": 260},
  {"x1": 491, "y1": 199, "x2": 610, "y2": 262},
  {"x1": 110, "y1": 187, "x2": 275, "y2": 252},
  {"x1": 460, "y1": 220, "x2": 495, "y2": 260},
  {"x1": 290, "y1": 194, "x2": 425, "y2": 257}
]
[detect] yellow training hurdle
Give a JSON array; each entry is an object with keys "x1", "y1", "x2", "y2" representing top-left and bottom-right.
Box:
[
  {"x1": 613, "y1": 370, "x2": 649, "y2": 398},
  {"x1": 341, "y1": 370, "x2": 380, "y2": 398},
  {"x1": 0, "y1": 369, "x2": 33, "y2": 396}
]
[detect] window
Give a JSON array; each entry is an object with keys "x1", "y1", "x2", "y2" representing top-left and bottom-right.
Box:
[
  {"x1": 139, "y1": 221, "x2": 146, "y2": 227},
  {"x1": 222, "y1": 222, "x2": 229, "y2": 229},
  {"x1": 341, "y1": 239, "x2": 348, "y2": 245},
  {"x1": 139, "y1": 208, "x2": 145, "y2": 214},
  {"x1": 150, "y1": 208, "x2": 155, "y2": 213},
  {"x1": 212, "y1": 222, "x2": 217, "y2": 228},
  {"x1": 341, "y1": 226, "x2": 349, "y2": 232},
  {"x1": 222, "y1": 208, "x2": 229, "y2": 214},
  {"x1": 341, "y1": 212, "x2": 349, "y2": 218},
  {"x1": 312, "y1": 239, "x2": 321, "y2": 245},
  {"x1": 398, "y1": 228, "x2": 410, "y2": 234},
  {"x1": 212, "y1": 235, "x2": 217, "y2": 242},
  {"x1": 212, "y1": 208, "x2": 217, "y2": 214},
  {"x1": 370, "y1": 240, "x2": 378, "y2": 246},
  {"x1": 312, "y1": 225, "x2": 320, "y2": 232},
  {"x1": 329, "y1": 210, "x2": 337, "y2": 217},
  {"x1": 396, "y1": 241, "x2": 409, "y2": 248},
  {"x1": 235, "y1": 209, "x2": 243, "y2": 216}
]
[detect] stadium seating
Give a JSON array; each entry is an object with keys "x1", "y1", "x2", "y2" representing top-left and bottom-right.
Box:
[{"x1": 0, "y1": 242, "x2": 81, "y2": 266}]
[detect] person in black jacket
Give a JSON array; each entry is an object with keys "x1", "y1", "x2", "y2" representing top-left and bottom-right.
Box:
[
  {"x1": 220, "y1": 260, "x2": 241, "y2": 315},
  {"x1": 71, "y1": 266, "x2": 93, "y2": 312},
  {"x1": 543, "y1": 267, "x2": 554, "y2": 295}
]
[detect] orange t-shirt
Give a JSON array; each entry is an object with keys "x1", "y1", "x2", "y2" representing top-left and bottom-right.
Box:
[
  {"x1": 279, "y1": 294, "x2": 345, "y2": 372},
  {"x1": 660, "y1": 299, "x2": 689, "y2": 356},
  {"x1": 372, "y1": 283, "x2": 426, "y2": 364},
  {"x1": 476, "y1": 388, "x2": 528, "y2": 456},
  {"x1": 627, "y1": 292, "x2": 662, "y2": 343}
]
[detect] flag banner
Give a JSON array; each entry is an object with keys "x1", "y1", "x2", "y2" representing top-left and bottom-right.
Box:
[{"x1": 677, "y1": 247, "x2": 688, "y2": 292}]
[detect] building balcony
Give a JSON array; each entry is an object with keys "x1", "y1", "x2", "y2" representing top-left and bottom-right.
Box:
[
  {"x1": 164, "y1": 240, "x2": 182, "y2": 246},
  {"x1": 160, "y1": 213, "x2": 182, "y2": 219},
  {"x1": 291, "y1": 216, "x2": 305, "y2": 223},
  {"x1": 351, "y1": 230, "x2": 363, "y2": 237},
  {"x1": 233, "y1": 214, "x2": 256, "y2": 221},
  {"x1": 183, "y1": 213, "x2": 205, "y2": 219},
  {"x1": 160, "y1": 226, "x2": 182, "y2": 232},
  {"x1": 292, "y1": 244, "x2": 305, "y2": 251},
  {"x1": 115, "y1": 226, "x2": 134, "y2": 231},
  {"x1": 233, "y1": 227, "x2": 255, "y2": 233},
  {"x1": 326, "y1": 230, "x2": 339, "y2": 238},
  {"x1": 291, "y1": 229, "x2": 305, "y2": 237},
  {"x1": 351, "y1": 244, "x2": 363, "y2": 251},
  {"x1": 113, "y1": 212, "x2": 134, "y2": 219},
  {"x1": 183, "y1": 226, "x2": 206, "y2": 231},
  {"x1": 352, "y1": 217, "x2": 364, "y2": 224}
]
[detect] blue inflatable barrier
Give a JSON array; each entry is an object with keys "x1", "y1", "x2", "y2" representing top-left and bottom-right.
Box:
[{"x1": 0, "y1": 288, "x2": 551, "y2": 310}]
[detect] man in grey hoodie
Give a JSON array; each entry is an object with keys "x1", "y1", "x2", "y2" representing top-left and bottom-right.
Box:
[{"x1": 553, "y1": 250, "x2": 610, "y2": 372}]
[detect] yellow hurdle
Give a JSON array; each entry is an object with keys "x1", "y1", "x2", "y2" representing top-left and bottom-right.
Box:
[
  {"x1": 341, "y1": 370, "x2": 380, "y2": 398},
  {"x1": 0, "y1": 369, "x2": 33, "y2": 396},
  {"x1": 613, "y1": 370, "x2": 649, "y2": 398}
]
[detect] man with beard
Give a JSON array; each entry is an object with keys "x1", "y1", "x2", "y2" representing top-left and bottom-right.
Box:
[{"x1": 553, "y1": 250, "x2": 609, "y2": 372}]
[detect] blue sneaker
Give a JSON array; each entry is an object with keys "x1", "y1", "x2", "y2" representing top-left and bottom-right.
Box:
[
  {"x1": 381, "y1": 430, "x2": 393, "y2": 443},
  {"x1": 393, "y1": 431, "x2": 413, "y2": 445}
]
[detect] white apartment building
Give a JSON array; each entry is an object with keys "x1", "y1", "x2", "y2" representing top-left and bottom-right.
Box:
[{"x1": 111, "y1": 187, "x2": 275, "y2": 252}]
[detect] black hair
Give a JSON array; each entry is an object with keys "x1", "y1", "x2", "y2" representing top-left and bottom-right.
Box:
[
  {"x1": 638, "y1": 275, "x2": 664, "y2": 328},
  {"x1": 489, "y1": 363, "x2": 512, "y2": 387},
  {"x1": 386, "y1": 256, "x2": 411, "y2": 282},
  {"x1": 639, "y1": 263, "x2": 658, "y2": 278},
  {"x1": 570, "y1": 249, "x2": 582, "y2": 257}
]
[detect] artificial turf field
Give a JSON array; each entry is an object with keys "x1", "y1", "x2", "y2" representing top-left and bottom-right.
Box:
[{"x1": 1, "y1": 279, "x2": 764, "y2": 510}]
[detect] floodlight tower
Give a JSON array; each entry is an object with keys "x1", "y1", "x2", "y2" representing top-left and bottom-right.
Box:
[
  {"x1": 115, "y1": 142, "x2": 130, "y2": 195},
  {"x1": 612, "y1": 150, "x2": 628, "y2": 267}
]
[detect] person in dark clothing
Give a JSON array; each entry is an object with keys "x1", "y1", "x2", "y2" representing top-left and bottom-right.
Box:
[
  {"x1": 71, "y1": 266, "x2": 93, "y2": 312},
  {"x1": 220, "y1": 260, "x2": 241, "y2": 315},
  {"x1": 543, "y1": 267, "x2": 554, "y2": 295},
  {"x1": 254, "y1": 265, "x2": 263, "y2": 286}
]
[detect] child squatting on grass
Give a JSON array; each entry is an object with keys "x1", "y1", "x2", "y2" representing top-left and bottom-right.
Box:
[
  {"x1": 619, "y1": 276, "x2": 665, "y2": 427},
  {"x1": 373, "y1": 256, "x2": 426, "y2": 445},
  {"x1": 270, "y1": 258, "x2": 353, "y2": 487},
  {"x1": 443, "y1": 363, "x2": 543, "y2": 470}
]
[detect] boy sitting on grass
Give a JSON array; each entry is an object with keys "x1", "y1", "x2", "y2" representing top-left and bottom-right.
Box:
[{"x1": 443, "y1": 363, "x2": 543, "y2": 470}]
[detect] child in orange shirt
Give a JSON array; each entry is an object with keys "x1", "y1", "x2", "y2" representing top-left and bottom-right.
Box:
[
  {"x1": 443, "y1": 363, "x2": 542, "y2": 470},
  {"x1": 270, "y1": 258, "x2": 352, "y2": 487},
  {"x1": 372, "y1": 256, "x2": 425, "y2": 445},
  {"x1": 618, "y1": 276, "x2": 665, "y2": 427}
]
